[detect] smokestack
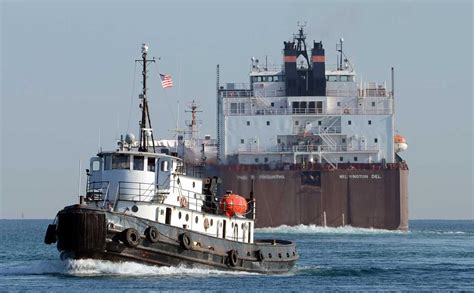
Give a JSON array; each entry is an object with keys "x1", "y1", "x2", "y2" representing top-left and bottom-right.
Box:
[
  {"x1": 283, "y1": 41, "x2": 298, "y2": 96},
  {"x1": 311, "y1": 41, "x2": 326, "y2": 96}
]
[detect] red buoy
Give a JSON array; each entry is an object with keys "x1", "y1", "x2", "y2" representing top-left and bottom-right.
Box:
[{"x1": 219, "y1": 193, "x2": 248, "y2": 217}]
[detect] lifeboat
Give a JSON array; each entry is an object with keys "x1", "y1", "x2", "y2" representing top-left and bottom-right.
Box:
[
  {"x1": 394, "y1": 134, "x2": 408, "y2": 152},
  {"x1": 219, "y1": 193, "x2": 248, "y2": 217}
]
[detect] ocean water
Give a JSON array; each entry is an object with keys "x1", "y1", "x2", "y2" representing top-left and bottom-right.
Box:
[{"x1": 0, "y1": 220, "x2": 472, "y2": 291}]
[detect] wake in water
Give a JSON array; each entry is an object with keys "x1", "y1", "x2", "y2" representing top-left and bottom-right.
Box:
[
  {"x1": 0, "y1": 259, "x2": 258, "y2": 277},
  {"x1": 256, "y1": 224, "x2": 405, "y2": 235}
]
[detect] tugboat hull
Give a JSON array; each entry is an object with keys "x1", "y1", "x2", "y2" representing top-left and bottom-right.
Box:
[{"x1": 52, "y1": 205, "x2": 298, "y2": 274}]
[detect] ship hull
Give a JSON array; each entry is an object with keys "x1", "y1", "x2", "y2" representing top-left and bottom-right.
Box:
[
  {"x1": 213, "y1": 163, "x2": 408, "y2": 230},
  {"x1": 49, "y1": 205, "x2": 298, "y2": 274}
]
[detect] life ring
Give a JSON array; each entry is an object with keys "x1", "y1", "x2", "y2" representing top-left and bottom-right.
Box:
[
  {"x1": 203, "y1": 218, "x2": 210, "y2": 230},
  {"x1": 256, "y1": 250, "x2": 265, "y2": 261},
  {"x1": 44, "y1": 224, "x2": 57, "y2": 245},
  {"x1": 343, "y1": 108, "x2": 350, "y2": 114},
  {"x1": 179, "y1": 196, "x2": 188, "y2": 208},
  {"x1": 228, "y1": 249, "x2": 239, "y2": 267},
  {"x1": 145, "y1": 226, "x2": 160, "y2": 243},
  {"x1": 180, "y1": 232, "x2": 192, "y2": 250},
  {"x1": 123, "y1": 228, "x2": 140, "y2": 247}
]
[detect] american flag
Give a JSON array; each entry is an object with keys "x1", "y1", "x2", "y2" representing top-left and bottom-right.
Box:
[{"x1": 160, "y1": 74, "x2": 173, "y2": 89}]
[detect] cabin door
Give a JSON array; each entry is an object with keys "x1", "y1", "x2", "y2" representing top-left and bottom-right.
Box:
[{"x1": 156, "y1": 158, "x2": 172, "y2": 191}]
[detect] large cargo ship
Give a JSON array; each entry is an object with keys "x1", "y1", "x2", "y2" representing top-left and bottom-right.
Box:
[{"x1": 213, "y1": 26, "x2": 409, "y2": 230}]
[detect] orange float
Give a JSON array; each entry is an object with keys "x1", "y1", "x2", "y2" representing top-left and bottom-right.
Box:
[
  {"x1": 394, "y1": 134, "x2": 406, "y2": 144},
  {"x1": 219, "y1": 193, "x2": 248, "y2": 217}
]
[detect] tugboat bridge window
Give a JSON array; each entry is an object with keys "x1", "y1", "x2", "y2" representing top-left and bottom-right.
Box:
[
  {"x1": 112, "y1": 154, "x2": 130, "y2": 170},
  {"x1": 161, "y1": 160, "x2": 169, "y2": 172},
  {"x1": 92, "y1": 160, "x2": 101, "y2": 171},
  {"x1": 133, "y1": 156, "x2": 144, "y2": 171},
  {"x1": 104, "y1": 155, "x2": 111, "y2": 170},
  {"x1": 147, "y1": 157, "x2": 156, "y2": 172}
]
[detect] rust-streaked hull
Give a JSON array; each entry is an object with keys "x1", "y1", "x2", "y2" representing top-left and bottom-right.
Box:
[{"x1": 214, "y1": 163, "x2": 408, "y2": 230}]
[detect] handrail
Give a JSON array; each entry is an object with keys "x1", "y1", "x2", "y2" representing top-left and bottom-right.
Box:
[{"x1": 224, "y1": 107, "x2": 393, "y2": 116}]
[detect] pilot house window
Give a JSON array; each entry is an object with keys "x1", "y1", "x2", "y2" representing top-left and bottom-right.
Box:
[
  {"x1": 133, "y1": 156, "x2": 144, "y2": 171},
  {"x1": 147, "y1": 157, "x2": 156, "y2": 172},
  {"x1": 112, "y1": 154, "x2": 130, "y2": 170}
]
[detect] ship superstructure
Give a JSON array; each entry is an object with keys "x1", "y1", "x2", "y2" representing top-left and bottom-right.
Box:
[
  {"x1": 214, "y1": 26, "x2": 408, "y2": 230},
  {"x1": 218, "y1": 25, "x2": 403, "y2": 167}
]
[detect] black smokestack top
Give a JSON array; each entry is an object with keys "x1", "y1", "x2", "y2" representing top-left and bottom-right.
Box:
[
  {"x1": 283, "y1": 41, "x2": 298, "y2": 96},
  {"x1": 311, "y1": 41, "x2": 326, "y2": 96}
]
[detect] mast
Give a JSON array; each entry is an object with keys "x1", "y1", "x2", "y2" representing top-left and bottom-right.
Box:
[{"x1": 136, "y1": 44, "x2": 156, "y2": 152}]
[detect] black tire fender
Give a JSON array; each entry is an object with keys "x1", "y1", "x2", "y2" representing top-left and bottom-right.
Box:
[
  {"x1": 123, "y1": 228, "x2": 140, "y2": 247},
  {"x1": 145, "y1": 226, "x2": 160, "y2": 243},
  {"x1": 180, "y1": 232, "x2": 192, "y2": 250},
  {"x1": 44, "y1": 224, "x2": 57, "y2": 245},
  {"x1": 228, "y1": 249, "x2": 239, "y2": 267},
  {"x1": 256, "y1": 250, "x2": 265, "y2": 261}
]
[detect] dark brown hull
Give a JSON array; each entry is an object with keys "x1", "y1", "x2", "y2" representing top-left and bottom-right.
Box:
[{"x1": 214, "y1": 163, "x2": 408, "y2": 230}]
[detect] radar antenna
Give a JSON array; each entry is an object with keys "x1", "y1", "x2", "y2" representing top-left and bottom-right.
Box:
[{"x1": 135, "y1": 43, "x2": 156, "y2": 152}]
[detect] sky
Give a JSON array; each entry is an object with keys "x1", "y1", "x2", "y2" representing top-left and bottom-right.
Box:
[{"x1": 1, "y1": 0, "x2": 472, "y2": 220}]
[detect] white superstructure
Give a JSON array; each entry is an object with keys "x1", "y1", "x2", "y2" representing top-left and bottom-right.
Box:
[{"x1": 217, "y1": 27, "x2": 406, "y2": 168}]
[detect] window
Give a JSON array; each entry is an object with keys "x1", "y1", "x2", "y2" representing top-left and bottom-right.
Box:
[
  {"x1": 318, "y1": 121, "x2": 322, "y2": 126},
  {"x1": 266, "y1": 121, "x2": 270, "y2": 126},
  {"x1": 374, "y1": 138, "x2": 378, "y2": 143},
  {"x1": 372, "y1": 102, "x2": 376, "y2": 107},
  {"x1": 104, "y1": 155, "x2": 111, "y2": 170},
  {"x1": 255, "y1": 158, "x2": 259, "y2": 163},
  {"x1": 277, "y1": 138, "x2": 281, "y2": 144},
  {"x1": 240, "y1": 139, "x2": 244, "y2": 144},
  {"x1": 354, "y1": 157, "x2": 358, "y2": 162},
  {"x1": 295, "y1": 121, "x2": 299, "y2": 126},
  {"x1": 328, "y1": 75, "x2": 337, "y2": 82},
  {"x1": 368, "y1": 120, "x2": 372, "y2": 125},
  {"x1": 339, "y1": 156, "x2": 344, "y2": 162},
  {"x1": 340, "y1": 75, "x2": 349, "y2": 82},
  {"x1": 271, "y1": 102, "x2": 275, "y2": 107},
  {"x1": 342, "y1": 138, "x2": 346, "y2": 143},
  {"x1": 348, "y1": 120, "x2": 352, "y2": 125},
  {"x1": 147, "y1": 157, "x2": 155, "y2": 172},
  {"x1": 112, "y1": 154, "x2": 130, "y2": 170},
  {"x1": 133, "y1": 156, "x2": 144, "y2": 170},
  {"x1": 161, "y1": 160, "x2": 169, "y2": 172},
  {"x1": 264, "y1": 157, "x2": 268, "y2": 163},
  {"x1": 230, "y1": 103, "x2": 238, "y2": 114},
  {"x1": 92, "y1": 160, "x2": 101, "y2": 171},
  {"x1": 246, "y1": 121, "x2": 250, "y2": 126},
  {"x1": 337, "y1": 102, "x2": 341, "y2": 107}
]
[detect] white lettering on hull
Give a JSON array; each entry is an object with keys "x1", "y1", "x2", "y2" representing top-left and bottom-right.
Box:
[
  {"x1": 236, "y1": 175, "x2": 286, "y2": 180},
  {"x1": 339, "y1": 174, "x2": 383, "y2": 179}
]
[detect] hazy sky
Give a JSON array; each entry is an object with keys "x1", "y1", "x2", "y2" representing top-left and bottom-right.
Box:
[{"x1": 1, "y1": 0, "x2": 472, "y2": 219}]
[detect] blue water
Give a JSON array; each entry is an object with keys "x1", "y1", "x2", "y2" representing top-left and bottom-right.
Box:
[{"x1": 0, "y1": 220, "x2": 472, "y2": 291}]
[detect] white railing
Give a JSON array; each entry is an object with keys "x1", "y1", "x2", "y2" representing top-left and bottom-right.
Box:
[
  {"x1": 225, "y1": 107, "x2": 392, "y2": 116},
  {"x1": 237, "y1": 144, "x2": 379, "y2": 154}
]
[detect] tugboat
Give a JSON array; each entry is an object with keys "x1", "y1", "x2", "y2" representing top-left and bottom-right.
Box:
[{"x1": 44, "y1": 44, "x2": 298, "y2": 274}]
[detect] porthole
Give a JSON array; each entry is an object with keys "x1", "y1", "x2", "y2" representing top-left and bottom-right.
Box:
[
  {"x1": 192, "y1": 181, "x2": 195, "y2": 188},
  {"x1": 268, "y1": 253, "x2": 272, "y2": 259},
  {"x1": 195, "y1": 216, "x2": 199, "y2": 224},
  {"x1": 210, "y1": 219, "x2": 214, "y2": 226},
  {"x1": 131, "y1": 205, "x2": 138, "y2": 213},
  {"x1": 278, "y1": 253, "x2": 282, "y2": 259},
  {"x1": 292, "y1": 251, "x2": 296, "y2": 256},
  {"x1": 178, "y1": 211, "x2": 182, "y2": 219},
  {"x1": 287, "y1": 253, "x2": 290, "y2": 258},
  {"x1": 247, "y1": 251, "x2": 251, "y2": 256},
  {"x1": 185, "y1": 214, "x2": 189, "y2": 222}
]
